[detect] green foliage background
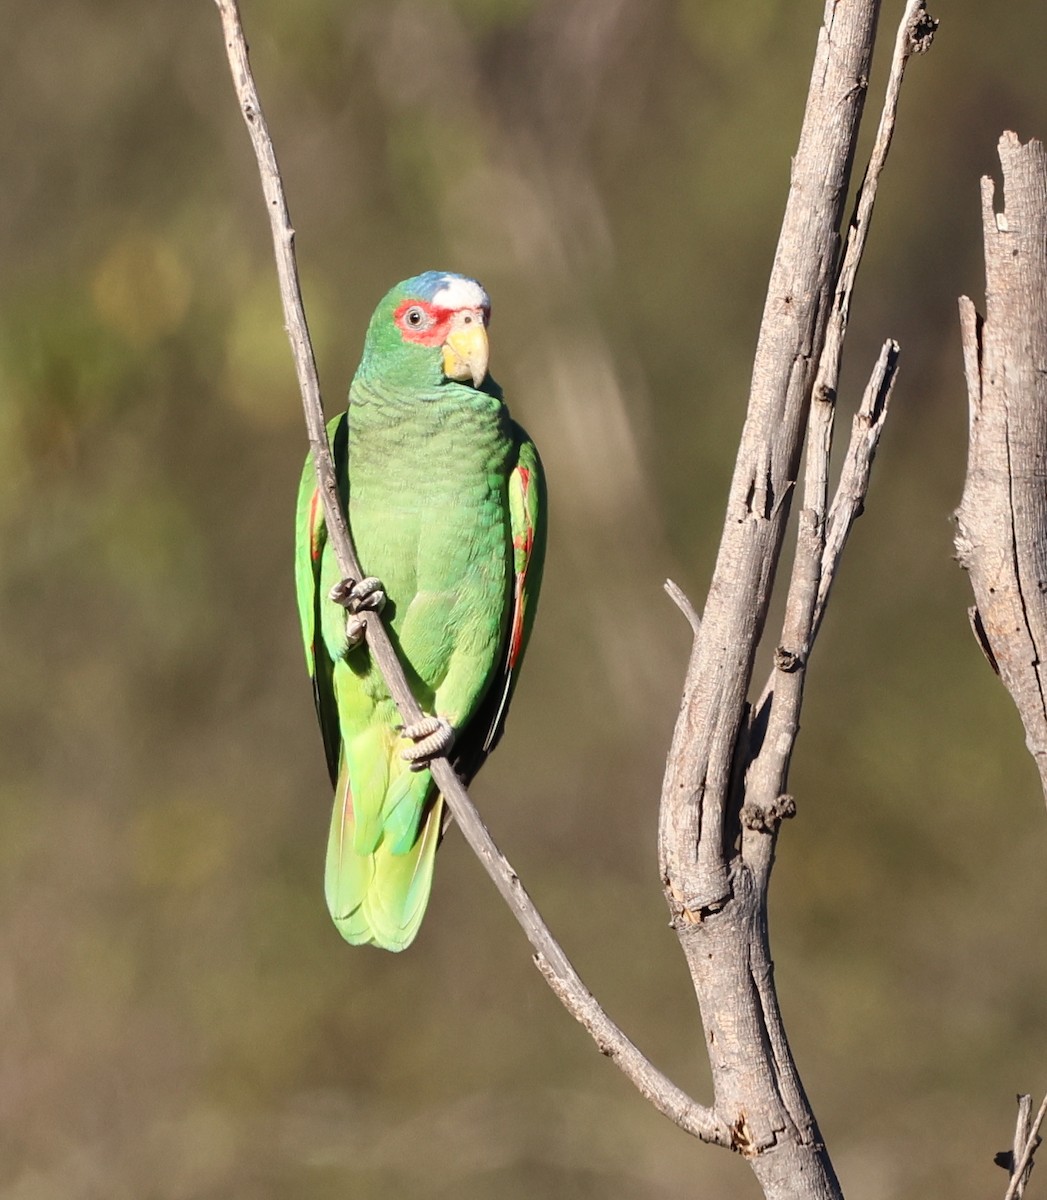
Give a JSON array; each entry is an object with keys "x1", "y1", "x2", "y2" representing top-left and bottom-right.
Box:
[{"x1": 2, "y1": 1, "x2": 1047, "y2": 1197}]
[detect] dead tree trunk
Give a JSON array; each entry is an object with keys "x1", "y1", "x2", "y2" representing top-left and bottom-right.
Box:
[
  {"x1": 955, "y1": 130, "x2": 1047, "y2": 1200},
  {"x1": 658, "y1": 2, "x2": 934, "y2": 1197},
  {"x1": 956, "y1": 133, "x2": 1047, "y2": 804}
]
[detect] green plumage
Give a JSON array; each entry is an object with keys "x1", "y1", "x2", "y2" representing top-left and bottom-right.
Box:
[{"x1": 295, "y1": 272, "x2": 545, "y2": 951}]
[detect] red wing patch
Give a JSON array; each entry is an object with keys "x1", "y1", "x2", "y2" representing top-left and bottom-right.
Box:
[
  {"x1": 507, "y1": 572, "x2": 526, "y2": 670},
  {"x1": 512, "y1": 467, "x2": 534, "y2": 560},
  {"x1": 507, "y1": 466, "x2": 535, "y2": 670},
  {"x1": 308, "y1": 488, "x2": 323, "y2": 562}
]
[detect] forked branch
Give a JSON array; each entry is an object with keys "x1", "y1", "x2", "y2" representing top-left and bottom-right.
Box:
[{"x1": 657, "y1": 2, "x2": 933, "y2": 1198}]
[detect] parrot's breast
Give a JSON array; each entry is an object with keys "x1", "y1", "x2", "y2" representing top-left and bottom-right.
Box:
[{"x1": 345, "y1": 394, "x2": 514, "y2": 706}]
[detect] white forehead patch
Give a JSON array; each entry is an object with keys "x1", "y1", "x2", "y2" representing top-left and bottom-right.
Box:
[{"x1": 431, "y1": 275, "x2": 490, "y2": 311}]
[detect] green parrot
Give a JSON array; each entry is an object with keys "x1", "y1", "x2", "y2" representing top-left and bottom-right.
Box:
[{"x1": 294, "y1": 271, "x2": 546, "y2": 951}]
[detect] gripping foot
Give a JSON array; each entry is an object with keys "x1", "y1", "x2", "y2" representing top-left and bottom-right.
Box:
[
  {"x1": 329, "y1": 577, "x2": 386, "y2": 648},
  {"x1": 400, "y1": 715, "x2": 456, "y2": 770}
]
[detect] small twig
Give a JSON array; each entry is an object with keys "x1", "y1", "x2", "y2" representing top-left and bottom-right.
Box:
[
  {"x1": 821, "y1": 0, "x2": 936, "y2": 383},
  {"x1": 212, "y1": 0, "x2": 728, "y2": 1149},
  {"x1": 1003, "y1": 1093, "x2": 1047, "y2": 1200},
  {"x1": 742, "y1": 0, "x2": 922, "y2": 839},
  {"x1": 783, "y1": 0, "x2": 930, "y2": 665},
  {"x1": 1000, "y1": 1094, "x2": 1036, "y2": 1200},
  {"x1": 1014, "y1": 1093, "x2": 1034, "y2": 1164},
  {"x1": 813, "y1": 339, "x2": 899, "y2": 634},
  {"x1": 751, "y1": 340, "x2": 898, "y2": 741},
  {"x1": 804, "y1": 0, "x2": 930, "y2": 596},
  {"x1": 664, "y1": 578, "x2": 702, "y2": 637}
]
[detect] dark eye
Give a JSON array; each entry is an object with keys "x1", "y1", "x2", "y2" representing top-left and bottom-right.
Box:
[{"x1": 405, "y1": 306, "x2": 425, "y2": 327}]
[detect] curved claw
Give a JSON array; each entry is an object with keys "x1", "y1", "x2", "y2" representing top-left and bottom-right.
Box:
[
  {"x1": 331, "y1": 577, "x2": 386, "y2": 651},
  {"x1": 401, "y1": 715, "x2": 456, "y2": 770},
  {"x1": 344, "y1": 613, "x2": 367, "y2": 650},
  {"x1": 329, "y1": 576, "x2": 387, "y2": 615}
]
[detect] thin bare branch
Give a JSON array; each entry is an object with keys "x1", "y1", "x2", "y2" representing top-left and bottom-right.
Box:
[
  {"x1": 733, "y1": 341, "x2": 897, "y2": 802},
  {"x1": 664, "y1": 578, "x2": 702, "y2": 637},
  {"x1": 814, "y1": 339, "x2": 899, "y2": 634},
  {"x1": 764, "y1": 0, "x2": 929, "y2": 665},
  {"x1": 212, "y1": 0, "x2": 727, "y2": 1149},
  {"x1": 1003, "y1": 1092, "x2": 1047, "y2": 1200},
  {"x1": 819, "y1": 0, "x2": 937, "y2": 398},
  {"x1": 742, "y1": 0, "x2": 923, "y2": 864},
  {"x1": 748, "y1": 0, "x2": 929, "y2": 746},
  {"x1": 747, "y1": 353, "x2": 897, "y2": 803},
  {"x1": 1000, "y1": 1094, "x2": 1036, "y2": 1200}
]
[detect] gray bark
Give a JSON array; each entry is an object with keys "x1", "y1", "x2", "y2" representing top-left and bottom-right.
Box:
[
  {"x1": 657, "y1": 3, "x2": 933, "y2": 1197},
  {"x1": 956, "y1": 133, "x2": 1047, "y2": 805},
  {"x1": 956, "y1": 133, "x2": 1047, "y2": 1196}
]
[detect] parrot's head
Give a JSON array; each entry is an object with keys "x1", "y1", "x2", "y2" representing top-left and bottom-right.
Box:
[{"x1": 359, "y1": 271, "x2": 492, "y2": 393}]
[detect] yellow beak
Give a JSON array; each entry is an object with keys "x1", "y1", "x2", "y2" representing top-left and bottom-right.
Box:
[{"x1": 441, "y1": 321, "x2": 489, "y2": 388}]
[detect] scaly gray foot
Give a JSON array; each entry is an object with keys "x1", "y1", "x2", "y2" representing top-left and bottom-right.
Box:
[
  {"x1": 330, "y1": 577, "x2": 386, "y2": 649},
  {"x1": 401, "y1": 715, "x2": 456, "y2": 770}
]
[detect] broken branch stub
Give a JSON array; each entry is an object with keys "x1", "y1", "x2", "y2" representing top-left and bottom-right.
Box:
[{"x1": 956, "y1": 132, "x2": 1047, "y2": 803}]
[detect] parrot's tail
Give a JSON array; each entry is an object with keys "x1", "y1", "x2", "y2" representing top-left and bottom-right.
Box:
[{"x1": 324, "y1": 760, "x2": 444, "y2": 951}]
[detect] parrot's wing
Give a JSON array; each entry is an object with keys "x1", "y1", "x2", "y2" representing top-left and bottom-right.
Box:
[
  {"x1": 453, "y1": 424, "x2": 547, "y2": 783},
  {"x1": 294, "y1": 414, "x2": 349, "y2": 786}
]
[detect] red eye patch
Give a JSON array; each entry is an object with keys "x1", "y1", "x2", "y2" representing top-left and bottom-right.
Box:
[{"x1": 393, "y1": 299, "x2": 454, "y2": 347}]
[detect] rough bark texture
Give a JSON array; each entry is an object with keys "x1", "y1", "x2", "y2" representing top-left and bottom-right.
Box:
[
  {"x1": 655, "y1": 3, "x2": 915, "y2": 1198},
  {"x1": 658, "y1": 0, "x2": 880, "y2": 916},
  {"x1": 956, "y1": 133, "x2": 1047, "y2": 804}
]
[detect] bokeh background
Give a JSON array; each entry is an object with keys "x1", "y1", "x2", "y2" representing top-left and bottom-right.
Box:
[{"x1": 3, "y1": 1, "x2": 1047, "y2": 1197}]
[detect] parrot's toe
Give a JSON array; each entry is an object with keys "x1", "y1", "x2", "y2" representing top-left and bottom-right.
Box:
[
  {"x1": 329, "y1": 576, "x2": 387, "y2": 614},
  {"x1": 331, "y1": 577, "x2": 387, "y2": 652},
  {"x1": 344, "y1": 613, "x2": 367, "y2": 649},
  {"x1": 401, "y1": 715, "x2": 456, "y2": 769}
]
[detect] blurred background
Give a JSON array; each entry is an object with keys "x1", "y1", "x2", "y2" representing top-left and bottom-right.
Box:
[{"x1": 2, "y1": 1, "x2": 1046, "y2": 1197}]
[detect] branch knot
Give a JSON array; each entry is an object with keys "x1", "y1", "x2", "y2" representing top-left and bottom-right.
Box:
[
  {"x1": 774, "y1": 646, "x2": 803, "y2": 673},
  {"x1": 907, "y1": 9, "x2": 939, "y2": 54},
  {"x1": 741, "y1": 794, "x2": 797, "y2": 834},
  {"x1": 814, "y1": 382, "x2": 836, "y2": 404}
]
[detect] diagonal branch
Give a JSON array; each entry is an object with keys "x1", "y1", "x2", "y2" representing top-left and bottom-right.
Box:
[
  {"x1": 817, "y1": 0, "x2": 936, "y2": 404},
  {"x1": 750, "y1": 339, "x2": 899, "y2": 718},
  {"x1": 814, "y1": 340, "x2": 898, "y2": 635},
  {"x1": 1003, "y1": 1092, "x2": 1047, "y2": 1200},
  {"x1": 746, "y1": 338, "x2": 898, "y2": 872},
  {"x1": 664, "y1": 578, "x2": 702, "y2": 638},
  {"x1": 212, "y1": 0, "x2": 728, "y2": 1149},
  {"x1": 745, "y1": 0, "x2": 932, "y2": 847}
]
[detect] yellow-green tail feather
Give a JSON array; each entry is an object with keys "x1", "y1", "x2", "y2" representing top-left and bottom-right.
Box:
[{"x1": 324, "y1": 760, "x2": 443, "y2": 951}]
